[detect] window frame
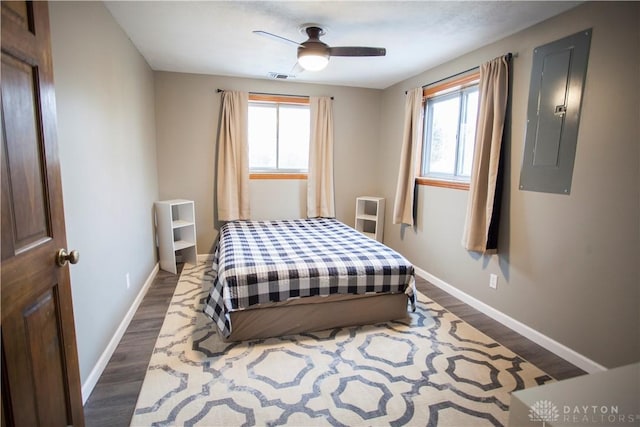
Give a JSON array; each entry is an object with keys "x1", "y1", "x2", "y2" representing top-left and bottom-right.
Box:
[
  {"x1": 417, "y1": 72, "x2": 480, "y2": 191},
  {"x1": 248, "y1": 94, "x2": 310, "y2": 180}
]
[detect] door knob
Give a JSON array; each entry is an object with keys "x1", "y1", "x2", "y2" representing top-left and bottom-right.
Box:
[{"x1": 56, "y1": 249, "x2": 80, "y2": 267}]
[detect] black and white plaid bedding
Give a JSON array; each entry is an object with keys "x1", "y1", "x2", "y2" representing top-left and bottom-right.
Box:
[{"x1": 203, "y1": 217, "x2": 415, "y2": 338}]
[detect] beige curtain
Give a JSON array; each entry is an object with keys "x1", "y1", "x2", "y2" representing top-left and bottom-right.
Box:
[
  {"x1": 462, "y1": 55, "x2": 510, "y2": 252},
  {"x1": 307, "y1": 96, "x2": 335, "y2": 218},
  {"x1": 392, "y1": 88, "x2": 423, "y2": 226},
  {"x1": 216, "y1": 90, "x2": 250, "y2": 221}
]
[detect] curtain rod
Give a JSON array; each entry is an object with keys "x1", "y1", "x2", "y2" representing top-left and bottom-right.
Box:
[
  {"x1": 216, "y1": 89, "x2": 333, "y2": 100},
  {"x1": 421, "y1": 64, "x2": 480, "y2": 89},
  {"x1": 406, "y1": 52, "x2": 516, "y2": 94}
]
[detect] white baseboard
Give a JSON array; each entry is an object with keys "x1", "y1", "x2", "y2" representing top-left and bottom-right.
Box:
[
  {"x1": 81, "y1": 262, "x2": 160, "y2": 404},
  {"x1": 197, "y1": 253, "x2": 214, "y2": 262},
  {"x1": 413, "y1": 266, "x2": 606, "y2": 374}
]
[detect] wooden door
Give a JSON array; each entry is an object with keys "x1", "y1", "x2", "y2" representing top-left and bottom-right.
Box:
[{"x1": 1, "y1": 1, "x2": 84, "y2": 426}]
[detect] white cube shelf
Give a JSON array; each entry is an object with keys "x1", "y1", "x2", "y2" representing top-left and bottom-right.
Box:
[
  {"x1": 355, "y1": 196, "x2": 385, "y2": 242},
  {"x1": 155, "y1": 199, "x2": 197, "y2": 274}
]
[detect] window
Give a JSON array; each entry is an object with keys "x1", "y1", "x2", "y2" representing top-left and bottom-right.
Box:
[
  {"x1": 419, "y1": 73, "x2": 480, "y2": 190},
  {"x1": 248, "y1": 95, "x2": 310, "y2": 178}
]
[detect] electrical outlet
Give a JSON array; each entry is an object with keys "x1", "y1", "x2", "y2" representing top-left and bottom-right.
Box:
[
  {"x1": 489, "y1": 274, "x2": 498, "y2": 289},
  {"x1": 126, "y1": 273, "x2": 131, "y2": 289}
]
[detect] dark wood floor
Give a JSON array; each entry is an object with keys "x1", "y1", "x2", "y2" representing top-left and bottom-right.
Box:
[
  {"x1": 83, "y1": 265, "x2": 183, "y2": 427},
  {"x1": 83, "y1": 265, "x2": 585, "y2": 426}
]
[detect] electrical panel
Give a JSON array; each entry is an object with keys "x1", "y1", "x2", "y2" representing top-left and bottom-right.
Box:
[{"x1": 519, "y1": 29, "x2": 592, "y2": 195}]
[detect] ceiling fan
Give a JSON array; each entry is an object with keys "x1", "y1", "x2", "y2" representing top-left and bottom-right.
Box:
[{"x1": 253, "y1": 25, "x2": 386, "y2": 73}]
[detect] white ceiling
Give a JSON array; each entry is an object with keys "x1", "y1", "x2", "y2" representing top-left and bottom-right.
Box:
[{"x1": 105, "y1": 1, "x2": 580, "y2": 89}]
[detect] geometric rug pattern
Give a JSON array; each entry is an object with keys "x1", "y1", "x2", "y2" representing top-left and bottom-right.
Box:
[{"x1": 130, "y1": 263, "x2": 553, "y2": 426}]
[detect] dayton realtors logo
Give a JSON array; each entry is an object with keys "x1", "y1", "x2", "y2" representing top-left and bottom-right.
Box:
[
  {"x1": 528, "y1": 399, "x2": 639, "y2": 425},
  {"x1": 529, "y1": 400, "x2": 560, "y2": 426}
]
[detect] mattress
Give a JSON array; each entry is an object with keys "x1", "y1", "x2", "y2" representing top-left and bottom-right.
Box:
[{"x1": 203, "y1": 217, "x2": 415, "y2": 338}]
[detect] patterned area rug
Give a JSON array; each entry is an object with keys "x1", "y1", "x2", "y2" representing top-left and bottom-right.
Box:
[{"x1": 131, "y1": 263, "x2": 553, "y2": 426}]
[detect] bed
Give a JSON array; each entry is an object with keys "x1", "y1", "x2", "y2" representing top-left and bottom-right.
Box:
[{"x1": 203, "y1": 217, "x2": 415, "y2": 341}]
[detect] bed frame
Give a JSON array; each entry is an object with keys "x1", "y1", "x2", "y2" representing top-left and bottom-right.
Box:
[{"x1": 222, "y1": 292, "x2": 410, "y2": 342}]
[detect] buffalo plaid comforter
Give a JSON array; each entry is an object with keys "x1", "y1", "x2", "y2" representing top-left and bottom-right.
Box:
[{"x1": 203, "y1": 217, "x2": 415, "y2": 338}]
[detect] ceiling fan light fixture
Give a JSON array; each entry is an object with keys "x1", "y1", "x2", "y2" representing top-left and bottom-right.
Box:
[
  {"x1": 255, "y1": 24, "x2": 385, "y2": 74},
  {"x1": 298, "y1": 50, "x2": 329, "y2": 71}
]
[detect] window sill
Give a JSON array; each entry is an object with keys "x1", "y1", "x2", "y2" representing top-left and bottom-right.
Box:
[
  {"x1": 416, "y1": 177, "x2": 469, "y2": 191},
  {"x1": 250, "y1": 173, "x2": 308, "y2": 180}
]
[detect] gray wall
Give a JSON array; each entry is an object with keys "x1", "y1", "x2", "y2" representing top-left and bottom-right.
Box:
[
  {"x1": 50, "y1": 2, "x2": 159, "y2": 385},
  {"x1": 378, "y1": 1, "x2": 639, "y2": 369},
  {"x1": 154, "y1": 72, "x2": 382, "y2": 253}
]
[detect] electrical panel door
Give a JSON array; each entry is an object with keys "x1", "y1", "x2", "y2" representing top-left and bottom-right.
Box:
[{"x1": 519, "y1": 29, "x2": 592, "y2": 195}]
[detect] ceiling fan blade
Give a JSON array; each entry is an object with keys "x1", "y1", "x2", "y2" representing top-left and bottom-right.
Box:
[
  {"x1": 253, "y1": 30, "x2": 302, "y2": 47},
  {"x1": 290, "y1": 62, "x2": 305, "y2": 76},
  {"x1": 329, "y1": 46, "x2": 386, "y2": 57}
]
